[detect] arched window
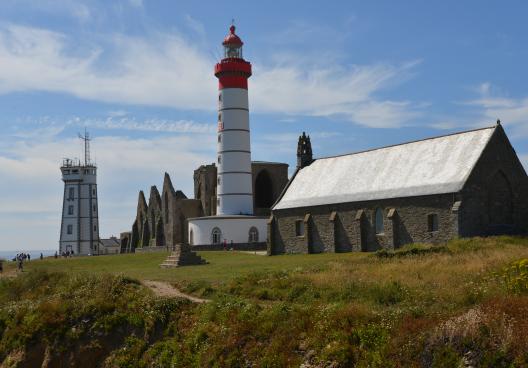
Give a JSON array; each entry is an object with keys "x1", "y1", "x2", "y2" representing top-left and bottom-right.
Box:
[
  {"x1": 255, "y1": 170, "x2": 274, "y2": 208},
  {"x1": 189, "y1": 229, "x2": 194, "y2": 245},
  {"x1": 249, "y1": 227, "x2": 259, "y2": 243},
  {"x1": 375, "y1": 208, "x2": 384, "y2": 235},
  {"x1": 211, "y1": 227, "x2": 222, "y2": 244}
]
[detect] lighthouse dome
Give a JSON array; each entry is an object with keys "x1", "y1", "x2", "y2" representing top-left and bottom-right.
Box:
[{"x1": 223, "y1": 25, "x2": 243, "y2": 46}]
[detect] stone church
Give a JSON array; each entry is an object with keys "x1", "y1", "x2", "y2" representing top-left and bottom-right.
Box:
[
  {"x1": 121, "y1": 161, "x2": 288, "y2": 252},
  {"x1": 268, "y1": 123, "x2": 528, "y2": 254}
]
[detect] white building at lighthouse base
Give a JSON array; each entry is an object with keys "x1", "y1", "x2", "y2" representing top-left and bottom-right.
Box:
[{"x1": 187, "y1": 215, "x2": 268, "y2": 249}]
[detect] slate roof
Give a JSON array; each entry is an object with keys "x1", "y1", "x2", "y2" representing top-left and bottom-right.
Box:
[
  {"x1": 273, "y1": 126, "x2": 497, "y2": 210},
  {"x1": 99, "y1": 237, "x2": 120, "y2": 247}
]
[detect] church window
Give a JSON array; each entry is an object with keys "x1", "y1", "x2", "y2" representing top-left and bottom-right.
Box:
[
  {"x1": 249, "y1": 227, "x2": 259, "y2": 243},
  {"x1": 190, "y1": 229, "x2": 194, "y2": 245},
  {"x1": 68, "y1": 187, "x2": 74, "y2": 199},
  {"x1": 295, "y1": 220, "x2": 304, "y2": 237},
  {"x1": 428, "y1": 214, "x2": 439, "y2": 232},
  {"x1": 211, "y1": 227, "x2": 222, "y2": 244},
  {"x1": 375, "y1": 208, "x2": 384, "y2": 235},
  {"x1": 67, "y1": 224, "x2": 73, "y2": 234},
  {"x1": 68, "y1": 205, "x2": 74, "y2": 215}
]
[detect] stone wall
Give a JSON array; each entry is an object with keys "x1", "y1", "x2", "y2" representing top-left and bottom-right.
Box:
[
  {"x1": 459, "y1": 125, "x2": 528, "y2": 237},
  {"x1": 269, "y1": 193, "x2": 459, "y2": 254}
]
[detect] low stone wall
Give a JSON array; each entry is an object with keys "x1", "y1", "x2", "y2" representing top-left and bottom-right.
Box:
[
  {"x1": 135, "y1": 246, "x2": 170, "y2": 253},
  {"x1": 191, "y1": 242, "x2": 267, "y2": 251}
]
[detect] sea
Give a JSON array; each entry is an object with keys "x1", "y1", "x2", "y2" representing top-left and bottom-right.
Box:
[{"x1": 0, "y1": 249, "x2": 57, "y2": 262}]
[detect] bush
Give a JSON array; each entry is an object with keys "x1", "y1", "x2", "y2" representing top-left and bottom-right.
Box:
[{"x1": 502, "y1": 259, "x2": 528, "y2": 293}]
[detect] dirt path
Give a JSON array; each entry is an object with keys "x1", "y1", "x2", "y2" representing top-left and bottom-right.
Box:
[{"x1": 142, "y1": 280, "x2": 209, "y2": 303}]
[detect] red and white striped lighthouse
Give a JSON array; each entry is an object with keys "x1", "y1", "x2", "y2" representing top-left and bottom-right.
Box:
[
  {"x1": 187, "y1": 25, "x2": 268, "y2": 248},
  {"x1": 215, "y1": 25, "x2": 253, "y2": 215}
]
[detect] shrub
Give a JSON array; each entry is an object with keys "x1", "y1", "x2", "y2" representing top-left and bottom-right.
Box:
[{"x1": 502, "y1": 259, "x2": 528, "y2": 294}]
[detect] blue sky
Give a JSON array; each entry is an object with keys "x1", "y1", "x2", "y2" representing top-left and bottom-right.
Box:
[{"x1": 0, "y1": 0, "x2": 527, "y2": 251}]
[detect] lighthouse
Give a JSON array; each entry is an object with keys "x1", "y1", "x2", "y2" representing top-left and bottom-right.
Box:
[
  {"x1": 187, "y1": 25, "x2": 268, "y2": 248},
  {"x1": 215, "y1": 25, "x2": 253, "y2": 216}
]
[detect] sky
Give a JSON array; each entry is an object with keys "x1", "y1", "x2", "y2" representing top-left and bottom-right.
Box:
[{"x1": 0, "y1": 0, "x2": 527, "y2": 251}]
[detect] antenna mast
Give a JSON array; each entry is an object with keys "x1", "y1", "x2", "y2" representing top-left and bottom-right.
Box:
[{"x1": 78, "y1": 128, "x2": 91, "y2": 166}]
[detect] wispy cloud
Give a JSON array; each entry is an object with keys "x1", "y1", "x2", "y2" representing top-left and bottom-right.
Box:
[
  {"x1": 252, "y1": 60, "x2": 423, "y2": 128},
  {"x1": 464, "y1": 82, "x2": 528, "y2": 137},
  {"x1": 0, "y1": 23, "x2": 424, "y2": 128}
]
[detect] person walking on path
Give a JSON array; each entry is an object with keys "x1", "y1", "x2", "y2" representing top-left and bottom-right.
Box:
[
  {"x1": 40, "y1": 253, "x2": 43, "y2": 260},
  {"x1": 27, "y1": 254, "x2": 30, "y2": 261},
  {"x1": 17, "y1": 255, "x2": 23, "y2": 272}
]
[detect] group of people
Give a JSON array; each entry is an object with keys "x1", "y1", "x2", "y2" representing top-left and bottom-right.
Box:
[
  {"x1": 0, "y1": 252, "x2": 46, "y2": 274},
  {"x1": 55, "y1": 250, "x2": 74, "y2": 258}
]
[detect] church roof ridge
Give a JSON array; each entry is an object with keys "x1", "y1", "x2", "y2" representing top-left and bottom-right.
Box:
[{"x1": 314, "y1": 124, "x2": 497, "y2": 162}]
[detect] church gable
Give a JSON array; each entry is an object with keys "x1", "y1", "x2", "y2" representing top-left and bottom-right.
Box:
[{"x1": 274, "y1": 126, "x2": 497, "y2": 210}]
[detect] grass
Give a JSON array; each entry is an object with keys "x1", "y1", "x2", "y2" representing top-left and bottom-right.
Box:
[
  {"x1": 8, "y1": 250, "x2": 371, "y2": 284},
  {"x1": 1, "y1": 236, "x2": 528, "y2": 367}
]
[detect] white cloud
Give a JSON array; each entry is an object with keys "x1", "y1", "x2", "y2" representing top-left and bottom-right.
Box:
[
  {"x1": 0, "y1": 23, "x2": 216, "y2": 110},
  {"x1": 0, "y1": 129, "x2": 216, "y2": 250},
  {"x1": 251, "y1": 60, "x2": 423, "y2": 128},
  {"x1": 464, "y1": 82, "x2": 528, "y2": 137},
  {"x1": 0, "y1": 23, "x2": 423, "y2": 128}
]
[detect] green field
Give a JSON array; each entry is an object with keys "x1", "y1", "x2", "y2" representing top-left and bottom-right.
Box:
[
  {"x1": 1, "y1": 237, "x2": 528, "y2": 367},
  {"x1": 7, "y1": 250, "x2": 371, "y2": 284}
]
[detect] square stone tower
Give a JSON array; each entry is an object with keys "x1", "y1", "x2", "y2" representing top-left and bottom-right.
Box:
[{"x1": 59, "y1": 131, "x2": 99, "y2": 255}]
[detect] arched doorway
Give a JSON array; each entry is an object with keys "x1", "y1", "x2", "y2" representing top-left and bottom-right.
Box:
[
  {"x1": 255, "y1": 170, "x2": 274, "y2": 208},
  {"x1": 489, "y1": 171, "x2": 513, "y2": 225}
]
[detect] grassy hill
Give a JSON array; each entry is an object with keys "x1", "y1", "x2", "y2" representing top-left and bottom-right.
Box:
[{"x1": 1, "y1": 236, "x2": 528, "y2": 367}]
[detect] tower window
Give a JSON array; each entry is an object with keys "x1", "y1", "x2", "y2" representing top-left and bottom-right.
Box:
[
  {"x1": 375, "y1": 208, "x2": 384, "y2": 235},
  {"x1": 211, "y1": 227, "x2": 222, "y2": 244},
  {"x1": 249, "y1": 227, "x2": 259, "y2": 243},
  {"x1": 218, "y1": 113, "x2": 222, "y2": 122},
  {"x1": 68, "y1": 187, "x2": 74, "y2": 199},
  {"x1": 68, "y1": 205, "x2": 74, "y2": 215},
  {"x1": 92, "y1": 188, "x2": 96, "y2": 196},
  {"x1": 218, "y1": 134, "x2": 221, "y2": 143},
  {"x1": 67, "y1": 224, "x2": 73, "y2": 234},
  {"x1": 93, "y1": 205, "x2": 96, "y2": 213},
  {"x1": 217, "y1": 177, "x2": 221, "y2": 185},
  {"x1": 94, "y1": 225, "x2": 97, "y2": 231},
  {"x1": 218, "y1": 94, "x2": 222, "y2": 102},
  {"x1": 428, "y1": 214, "x2": 439, "y2": 232},
  {"x1": 218, "y1": 155, "x2": 221, "y2": 164},
  {"x1": 217, "y1": 197, "x2": 220, "y2": 207},
  {"x1": 295, "y1": 220, "x2": 304, "y2": 237}
]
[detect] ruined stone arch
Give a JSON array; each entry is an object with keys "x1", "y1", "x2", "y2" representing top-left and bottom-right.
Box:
[
  {"x1": 255, "y1": 170, "x2": 274, "y2": 208},
  {"x1": 488, "y1": 170, "x2": 513, "y2": 225}
]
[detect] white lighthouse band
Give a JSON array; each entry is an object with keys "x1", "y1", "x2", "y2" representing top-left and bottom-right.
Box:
[{"x1": 217, "y1": 88, "x2": 253, "y2": 215}]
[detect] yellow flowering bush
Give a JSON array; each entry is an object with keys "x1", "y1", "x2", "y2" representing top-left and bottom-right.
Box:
[{"x1": 502, "y1": 259, "x2": 528, "y2": 293}]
